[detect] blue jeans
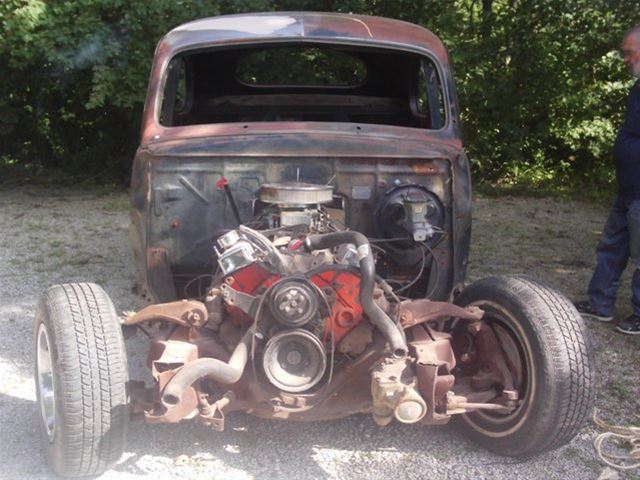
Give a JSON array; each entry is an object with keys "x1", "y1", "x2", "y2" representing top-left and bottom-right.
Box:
[{"x1": 588, "y1": 196, "x2": 640, "y2": 316}]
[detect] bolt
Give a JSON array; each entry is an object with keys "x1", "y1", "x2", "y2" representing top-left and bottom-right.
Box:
[
  {"x1": 467, "y1": 321, "x2": 482, "y2": 334},
  {"x1": 286, "y1": 350, "x2": 302, "y2": 365}
]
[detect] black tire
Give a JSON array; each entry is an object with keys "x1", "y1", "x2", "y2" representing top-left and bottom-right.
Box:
[
  {"x1": 34, "y1": 283, "x2": 129, "y2": 477},
  {"x1": 453, "y1": 275, "x2": 595, "y2": 457}
]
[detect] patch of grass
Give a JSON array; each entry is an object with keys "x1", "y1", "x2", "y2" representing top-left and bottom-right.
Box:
[
  {"x1": 24, "y1": 220, "x2": 43, "y2": 231},
  {"x1": 608, "y1": 378, "x2": 634, "y2": 401},
  {"x1": 49, "y1": 246, "x2": 66, "y2": 258},
  {"x1": 582, "y1": 457, "x2": 604, "y2": 474},
  {"x1": 101, "y1": 196, "x2": 128, "y2": 212},
  {"x1": 0, "y1": 164, "x2": 128, "y2": 192},
  {"x1": 67, "y1": 254, "x2": 106, "y2": 266},
  {"x1": 67, "y1": 256, "x2": 91, "y2": 266},
  {"x1": 474, "y1": 177, "x2": 617, "y2": 204},
  {"x1": 562, "y1": 446, "x2": 581, "y2": 460}
]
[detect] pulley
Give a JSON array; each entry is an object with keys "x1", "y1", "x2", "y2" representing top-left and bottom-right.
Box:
[
  {"x1": 268, "y1": 277, "x2": 318, "y2": 327},
  {"x1": 262, "y1": 329, "x2": 327, "y2": 393}
]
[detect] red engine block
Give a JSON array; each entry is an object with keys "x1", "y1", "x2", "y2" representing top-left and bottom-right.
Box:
[{"x1": 226, "y1": 263, "x2": 364, "y2": 344}]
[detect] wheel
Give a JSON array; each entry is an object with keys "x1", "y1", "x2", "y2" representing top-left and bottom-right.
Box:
[
  {"x1": 453, "y1": 275, "x2": 595, "y2": 457},
  {"x1": 34, "y1": 283, "x2": 129, "y2": 477}
]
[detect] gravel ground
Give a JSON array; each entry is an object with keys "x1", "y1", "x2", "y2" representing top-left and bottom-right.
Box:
[{"x1": 0, "y1": 186, "x2": 638, "y2": 480}]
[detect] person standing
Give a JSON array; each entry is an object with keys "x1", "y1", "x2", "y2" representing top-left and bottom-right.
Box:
[{"x1": 575, "y1": 26, "x2": 640, "y2": 335}]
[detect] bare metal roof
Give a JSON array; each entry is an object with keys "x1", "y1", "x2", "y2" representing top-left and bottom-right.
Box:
[{"x1": 161, "y1": 12, "x2": 448, "y2": 61}]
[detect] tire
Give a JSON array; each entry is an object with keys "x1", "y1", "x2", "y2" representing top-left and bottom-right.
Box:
[
  {"x1": 34, "y1": 283, "x2": 129, "y2": 477},
  {"x1": 453, "y1": 275, "x2": 595, "y2": 457}
]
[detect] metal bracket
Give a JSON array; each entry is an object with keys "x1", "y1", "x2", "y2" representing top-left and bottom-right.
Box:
[
  {"x1": 399, "y1": 299, "x2": 483, "y2": 329},
  {"x1": 466, "y1": 321, "x2": 516, "y2": 391},
  {"x1": 220, "y1": 283, "x2": 259, "y2": 317},
  {"x1": 199, "y1": 392, "x2": 235, "y2": 431},
  {"x1": 201, "y1": 405, "x2": 225, "y2": 431},
  {"x1": 121, "y1": 299, "x2": 208, "y2": 327}
]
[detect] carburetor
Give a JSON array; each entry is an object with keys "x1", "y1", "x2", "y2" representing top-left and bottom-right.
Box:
[{"x1": 258, "y1": 182, "x2": 334, "y2": 230}]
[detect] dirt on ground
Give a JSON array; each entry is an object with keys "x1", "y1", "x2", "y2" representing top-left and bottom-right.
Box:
[{"x1": 0, "y1": 187, "x2": 638, "y2": 479}]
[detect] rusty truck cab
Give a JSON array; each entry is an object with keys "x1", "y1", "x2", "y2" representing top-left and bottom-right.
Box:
[{"x1": 130, "y1": 12, "x2": 471, "y2": 304}]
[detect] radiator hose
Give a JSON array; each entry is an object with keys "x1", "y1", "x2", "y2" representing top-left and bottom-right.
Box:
[{"x1": 304, "y1": 231, "x2": 408, "y2": 358}]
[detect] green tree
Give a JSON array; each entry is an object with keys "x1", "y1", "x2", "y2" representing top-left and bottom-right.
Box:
[{"x1": 1, "y1": 0, "x2": 639, "y2": 190}]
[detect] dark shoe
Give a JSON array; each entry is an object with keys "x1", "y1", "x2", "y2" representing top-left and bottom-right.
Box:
[
  {"x1": 616, "y1": 314, "x2": 640, "y2": 335},
  {"x1": 574, "y1": 300, "x2": 613, "y2": 322}
]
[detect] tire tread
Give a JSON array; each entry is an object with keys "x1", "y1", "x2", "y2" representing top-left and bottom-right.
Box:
[
  {"x1": 510, "y1": 275, "x2": 595, "y2": 452},
  {"x1": 36, "y1": 283, "x2": 128, "y2": 477}
]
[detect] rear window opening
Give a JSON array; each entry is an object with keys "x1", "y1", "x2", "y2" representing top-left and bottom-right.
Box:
[
  {"x1": 236, "y1": 46, "x2": 367, "y2": 86},
  {"x1": 160, "y1": 43, "x2": 445, "y2": 130}
]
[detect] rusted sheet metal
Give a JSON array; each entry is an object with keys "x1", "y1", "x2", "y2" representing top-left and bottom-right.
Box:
[
  {"x1": 145, "y1": 247, "x2": 177, "y2": 301},
  {"x1": 146, "y1": 130, "x2": 461, "y2": 159}
]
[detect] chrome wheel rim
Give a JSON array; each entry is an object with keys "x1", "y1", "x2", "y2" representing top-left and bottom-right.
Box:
[{"x1": 37, "y1": 323, "x2": 55, "y2": 441}]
